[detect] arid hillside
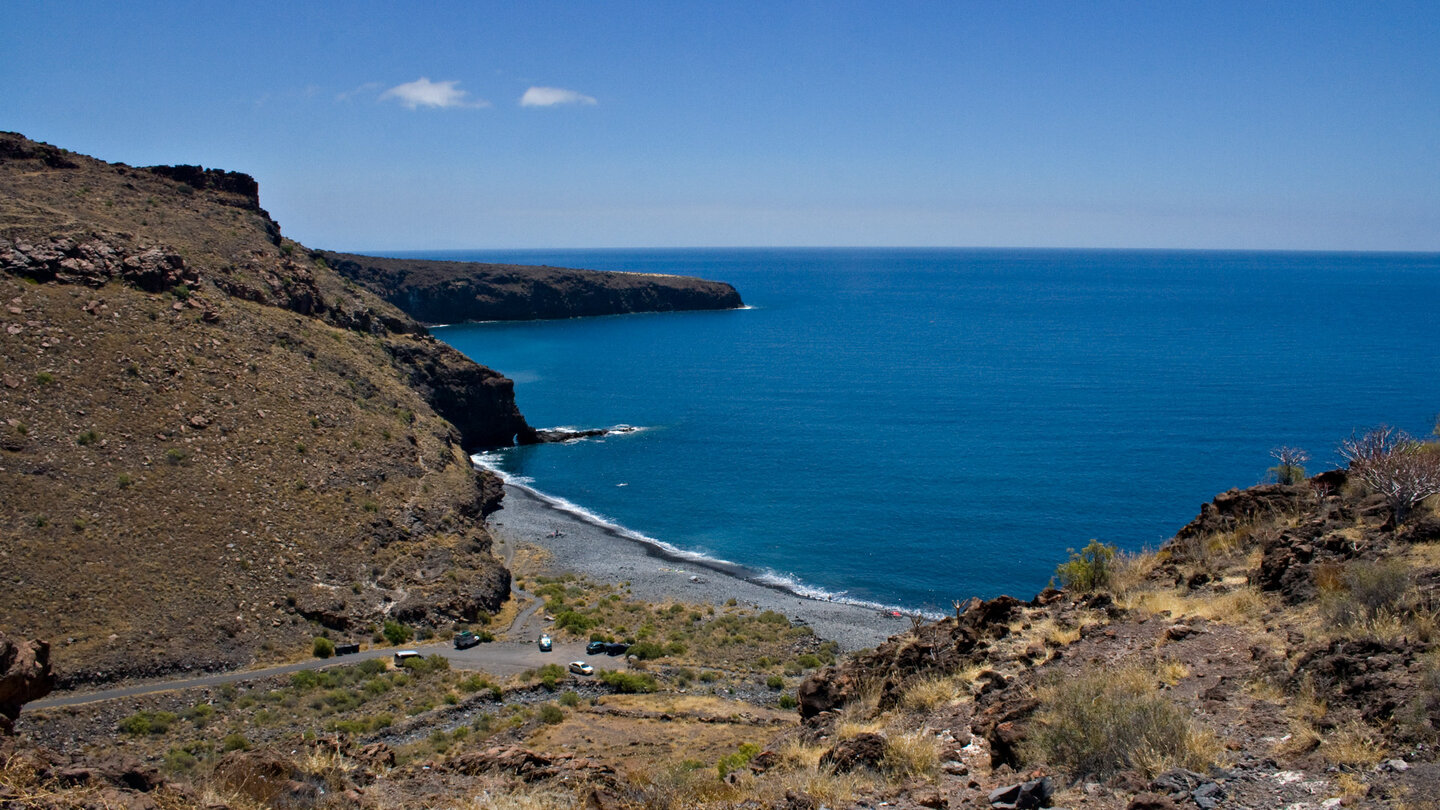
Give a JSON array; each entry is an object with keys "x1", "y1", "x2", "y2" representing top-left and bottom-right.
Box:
[{"x1": 0, "y1": 133, "x2": 531, "y2": 684}]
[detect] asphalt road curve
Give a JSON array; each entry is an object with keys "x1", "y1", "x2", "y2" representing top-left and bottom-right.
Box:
[{"x1": 28, "y1": 640, "x2": 621, "y2": 710}]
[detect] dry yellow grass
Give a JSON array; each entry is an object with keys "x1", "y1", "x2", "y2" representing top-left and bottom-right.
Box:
[
  {"x1": 1109, "y1": 549, "x2": 1161, "y2": 597},
  {"x1": 1321, "y1": 721, "x2": 1388, "y2": 768},
  {"x1": 1156, "y1": 659, "x2": 1190, "y2": 687},
  {"x1": 900, "y1": 673, "x2": 967, "y2": 713},
  {"x1": 882, "y1": 729, "x2": 940, "y2": 780},
  {"x1": 1124, "y1": 584, "x2": 1269, "y2": 625}
]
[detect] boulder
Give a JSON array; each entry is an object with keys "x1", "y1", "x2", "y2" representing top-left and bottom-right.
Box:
[
  {"x1": 0, "y1": 632, "x2": 54, "y2": 734},
  {"x1": 819, "y1": 733, "x2": 888, "y2": 773},
  {"x1": 988, "y1": 776, "x2": 1053, "y2": 809},
  {"x1": 797, "y1": 665, "x2": 858, "y2": 720}
]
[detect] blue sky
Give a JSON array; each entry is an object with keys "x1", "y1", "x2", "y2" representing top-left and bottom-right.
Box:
[{"x1": 4, "y1": 1, "x2": 1438, "y2": 251}]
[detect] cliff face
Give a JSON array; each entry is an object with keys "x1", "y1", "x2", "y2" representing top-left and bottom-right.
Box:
[
  {"x1": 319, "y1": 250, "x2": 744, "y2": 325},
  {"x1": 0, "y1": 133, "x2": 528, "y2": 683}
]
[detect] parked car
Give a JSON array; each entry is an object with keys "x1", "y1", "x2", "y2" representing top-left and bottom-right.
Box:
[
  {"x1": 586, "y1": 640, "x2": 607, "y2": 655},
  {"x1": 538, "y1": 634, "x2": 553, "y2": 652},
  {"x1": 393, "y1": 650, "x2": 421, "y2": 666},
  {"x1": 604, "y1": 642, "x2": 629, "y2": 656},
  {"x1": 454, "y1": 631, "x2": 480, "y2": 649},
  {"x1": 568, "y1": 661, "x2": 594, "y2": 676}
]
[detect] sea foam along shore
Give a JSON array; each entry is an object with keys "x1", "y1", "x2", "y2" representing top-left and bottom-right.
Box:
[{"x1": 476, "y1": 455, "x2": 912, "y2": 651}]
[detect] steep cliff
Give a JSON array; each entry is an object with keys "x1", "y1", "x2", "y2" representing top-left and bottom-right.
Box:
[
  {"x1": 318, "y1": 250, "x2": 744, "y2": 324},
  {"x1": 0, "y1": 133, "x2": 528, "y2": 683}
]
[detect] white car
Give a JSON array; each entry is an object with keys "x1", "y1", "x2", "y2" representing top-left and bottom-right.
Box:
[{"x1": 568, "y1": 661, "x2": 594, "y2": 676}]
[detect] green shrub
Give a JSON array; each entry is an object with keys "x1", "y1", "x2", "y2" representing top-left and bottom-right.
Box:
[
  {"x1": 312, "y1": 637, "x2": 335, "y2": 658},
  {"x1": 163, "y1": 747, "x2": 197, "y2": 773},
  {"x1": 76, "y1": 430, "x2": 98, "y2": 446},
  {"x1": 165, "y1": 448, "x2": 187, "y2": 464},
  {"x1": 119, "y1": 710, "x2": 178, "y2": 736},
  {"x1": 182, "y1": 703, "x2": 214, "y2": 726},
  {"x1": 222, "y1": 733, "x2": 251, "y2": 752},
  {"x1": 794, "y1": 654, "x2": 823, "y2": 669},
  {"x1": 559, "y1": 690, "x2": 581, "y2": 707},
  {"x1": 540, "y1": 703, "x2": 565, "y2": 724},
  {"x1": 778, "y1": 694, "x2": 799, "y2": 709},
  {"x1": 35, "y1": 372, "x2": 54, "y2": 385},
  {"x1": 628, "y1": 641, "x2": 667, "y2": 660},
  {"x1": 117, "y1": 473, "x2": 134, "y2": 488},
  {"x1": 382, "y1": 620, "x2": 412, "y2": 645},
  {"x1": 1055, "y1": 539, "x2": 1117, "y2": 593},
  {"x1": 717, "y1": 742, "x2": 760, "y2": 778},
  {"x1": 600, "y1": 670, "x2": 658, "y2": 694},
  {"x1": 459, "y1": 674, "x2": 493, "y2": 693},
  {"x1": 765, "y1": 675, "x2": 785, "y2": 690}
]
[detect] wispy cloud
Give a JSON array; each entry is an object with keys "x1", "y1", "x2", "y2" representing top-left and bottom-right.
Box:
[
  {"x1": 336, "y1": 82, "x2": 383, "y2": 103},
  {"x1": 520, "y1": 86, "x2": 598, "y2": 107},
  {"x1": 380, "y1": 78, "x2": 489, "y2": 110}
]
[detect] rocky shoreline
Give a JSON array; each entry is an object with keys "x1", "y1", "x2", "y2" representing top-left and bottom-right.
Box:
[{"x1": 488, "y1": 481, "x2": 912, "y2": 652}]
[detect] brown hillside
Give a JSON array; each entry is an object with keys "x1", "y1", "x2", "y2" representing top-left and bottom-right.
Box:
[{"x1": 0, "y1": 134, "x2": 531, "y2": 685}]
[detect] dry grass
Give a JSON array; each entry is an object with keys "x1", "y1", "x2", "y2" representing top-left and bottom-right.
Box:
[
  {"x1": 882, "y1": 729, "x2": 940, "y2": 780},
  {"x1": 1321, "y1": 721, "x2": 1388, "y2": 768},
  {"x1": 1109, "y1": 549, "x2": 1161, "y2": 597},
  {"x1": 1024, "y1": 663, "x2": 1222, "y2": 779},
  {"x1": 1275, "y1": 674, "x2": 1327, "y2": 759},
  {"x1": 899, "y1": 673, "x2": 968, "y2": 713},
  {"x1": 1124, "y1": 584, "x2": 1269, "y2": 625},
  {"x1": 1330, "y1": 772, "x2": 1370, "y2": 803},
  {"x1": 1156, "y1": 659, "x2": 1190, "y2": 687}
]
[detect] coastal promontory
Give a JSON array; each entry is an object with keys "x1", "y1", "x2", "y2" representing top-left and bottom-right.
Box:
[{"x1": 318, "y1": 250, "x2": 744, "y2": 325}]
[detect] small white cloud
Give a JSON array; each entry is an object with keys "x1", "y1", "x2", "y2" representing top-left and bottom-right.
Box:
[
  {"x1": 380, "y1": 77, "x2": 489, "y2": 110},
  {"x1": 520, "y1": 86, "x2": 597, "y2": 107}
]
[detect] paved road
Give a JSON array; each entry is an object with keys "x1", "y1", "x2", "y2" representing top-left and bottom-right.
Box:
[{"x1": 28, "y1": 640, "x2": 622, "y2": 711}]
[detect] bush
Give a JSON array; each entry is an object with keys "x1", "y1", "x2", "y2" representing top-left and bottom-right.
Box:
[
  {"x1": 119, "y1": 710, "x2": 178, "y2": 736},
  {"x1": 717, "y1": 742, "x2": 760, "y2": 778},
  {"x1": 540, "y1": 703, "x2": 565, "y2": 724},
  {"x1": 382, "y1": 620, "x2": 412, "y2": 645},
  {"x1": 1055, "y1": 539, "x2": 1117, "y2": 593},
  {"x1": 222, "y1": 733, "x2": 251, "y2": 752},
  {"x1": 1024, "y1": 665, "x2": 1210, "y2": 778},
  {"x1": 765, "y1": 675, "x2": 785, "y2": 690},
  {"x1": 312, "y1": 637, "x2": 335, "y2": 658},
  {"x1": 600, "y1": 670, "x2": 658, "y2": 694},
  {"x1": 628, "y1": 641, "x2": 667, "y2": 660},
  {"x1": 778, "y1": 694, "x2": 798, "y2": 709}
]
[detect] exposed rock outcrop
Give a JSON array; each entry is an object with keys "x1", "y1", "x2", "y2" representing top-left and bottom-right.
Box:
[
  {"x1": 319, "y1": 250, "x2": 744, "y2": 325},
  {"x1": 0, "y1": 631, "x2": 54, "y2": 734}
]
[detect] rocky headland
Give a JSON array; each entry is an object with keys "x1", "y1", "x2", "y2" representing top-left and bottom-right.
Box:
[
  {"x1": 318, "y1": 250, "x2": 744, "y2": 326},
  {"x1": 0, "y1": 132, "x2": 542, "y2": 684}
]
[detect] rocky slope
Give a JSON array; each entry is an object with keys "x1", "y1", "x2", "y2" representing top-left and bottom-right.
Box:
[
  {"x1": 0, "y1": 133, "x2": 533, "y2": 684},
  {"x1": 318, "y1": 250, "x2": 744, "y2": 325}
]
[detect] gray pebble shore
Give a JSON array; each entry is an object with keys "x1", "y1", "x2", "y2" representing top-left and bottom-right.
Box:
[{"x1": 488, "y1": 482, "x2": 912, "y2": 652}]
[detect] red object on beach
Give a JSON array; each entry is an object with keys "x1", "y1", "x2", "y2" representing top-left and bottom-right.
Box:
[{"x1": 890, "y1": 610, "x2": 902, "y2": 616}]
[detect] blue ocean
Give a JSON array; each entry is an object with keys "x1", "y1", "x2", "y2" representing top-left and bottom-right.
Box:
[{"x1": 416, "y1": 248, "x2": 1440, "y2": 614}]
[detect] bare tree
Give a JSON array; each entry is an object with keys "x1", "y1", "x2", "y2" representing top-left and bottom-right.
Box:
[
  {"x1": 1269, "y1": 446, "x2": 1310, "y2": 485},
  {"x1": 1339, "y1": 426, "x2": 1440, "y2": 523}
]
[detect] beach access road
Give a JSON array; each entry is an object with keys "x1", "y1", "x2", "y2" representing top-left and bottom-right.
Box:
[{"x1": 28, "y1": 640, "x2": 620, "y2": 711}]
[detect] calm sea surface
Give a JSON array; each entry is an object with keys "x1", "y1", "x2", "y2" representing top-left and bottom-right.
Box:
[{"x1": 413, "y1": 248, "x2": 1440, "y2": 613}]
